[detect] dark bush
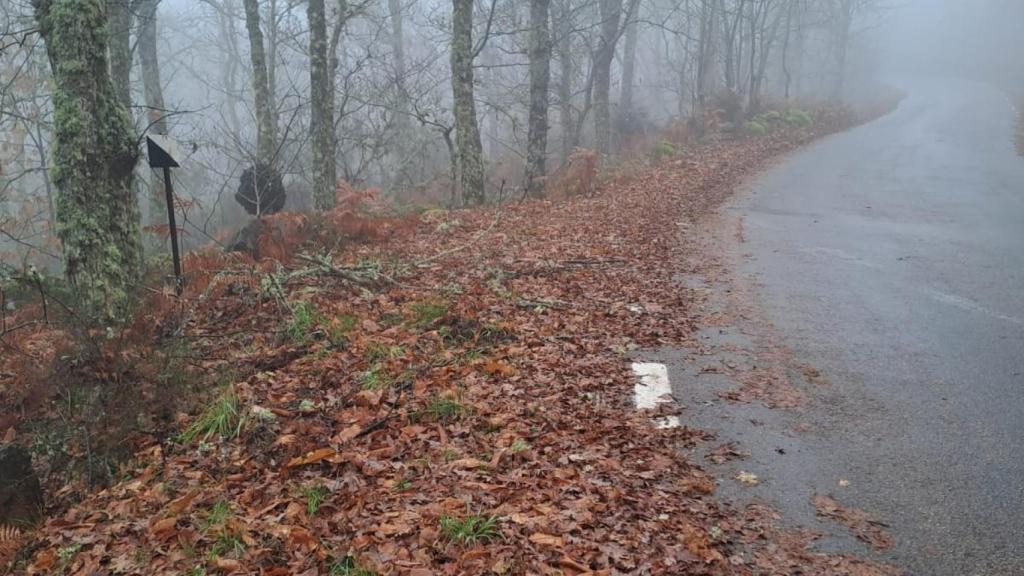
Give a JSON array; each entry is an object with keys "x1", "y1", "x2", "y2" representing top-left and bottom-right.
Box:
[{"x1": 235, "y1": 162, "x2": 286, "y2": 216}]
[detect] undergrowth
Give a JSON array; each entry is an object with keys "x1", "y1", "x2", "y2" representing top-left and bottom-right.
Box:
[
  {"x1": 439, "y1": 513, "x2": 499, "y2": 545},
  {"x1": 179, "y1": 387, "x2": 245, "y2": 444}
]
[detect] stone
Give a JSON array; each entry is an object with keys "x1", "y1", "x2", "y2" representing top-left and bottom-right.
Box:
[{"x1": 0, "y1": 444, "x2": 43, "y2": 527}]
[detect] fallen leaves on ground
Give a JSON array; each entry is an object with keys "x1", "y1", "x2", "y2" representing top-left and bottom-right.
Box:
[
  {"x1": 12, "y1": 113, "x2": 900, "y2": 575},
  {"x1": 812, "y1": 494, "x2": 893, "y2": 551}
]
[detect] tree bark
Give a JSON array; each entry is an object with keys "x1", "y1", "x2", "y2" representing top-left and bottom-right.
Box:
[
  {"x1": 137, "y1": 0, "x2": 168, "y2": 227},
  {"x1": 243, "y1": 0, "x2": 278, "y2": 167},
  {"x1": 107, "y1": 0, "x2": 132, "y2": 108},
  {"x1": 693, "y1": 0, "x2": 717, "y2": 130},
  {"x1": 450, "y1": 0, "x2": 485, "y2": 205},
  {"x1": 616, "y1": 0, "x2": 639, "y2": 137},
  {"x1": 555, "y1": 0, "x2": 574, "y2": 164},
  {"x1": 593, "y1": 0, "x2": 622, "y2": 157},
  {"x1": 387, "y1": 0, "x2": 413, "y2": 188},
  {"x1": 524, "y1": 0, "x2": 551, "y2": 197},
  {"x1": 308, "y1": 0, "x2": 336, "y2": 209},
  {"x1": 34, "y1": 0, "x2": 143, "y2": 323}
]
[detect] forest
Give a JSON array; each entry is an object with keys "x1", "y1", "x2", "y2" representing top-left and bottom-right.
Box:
[
  {"x1": 1, "y1": 0, "x2": 1020, "y2": 574},
  {"x1": 0, "y1": 0, "x2": 890, "y2": 320}
]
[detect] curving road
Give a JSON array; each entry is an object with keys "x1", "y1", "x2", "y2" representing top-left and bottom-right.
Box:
[{"x1": 736, "y1": 78, "x2": 1024, "y2": 575}]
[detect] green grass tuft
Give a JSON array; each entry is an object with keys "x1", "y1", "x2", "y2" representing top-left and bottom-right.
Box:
[
  {"x1": 286, "y1": 301, "x2": 319, "y2": 343},
  {"x1": 409, "y1": 300, "x2": 448, "y2": 328},
  {"x1": 179, "y1": 388, "x2": 245, "y2": 444},
  {"x1": 327, "y1": 313, "x2": 358, "y2": 346},
  {"x1": 439, "y1": 513, "x2": 499, "y2": 545},
  {"x1": 209, "y1": 531, "x2": 245, "y2": 559},
  {"x1": 651, "y1": 140, "x2": 678, "y2": 160},
  {"x1": 301, "y1": 483, "x2": 329, "y2": 516},
  {"x1": 424, "y1": 395, "x2": 464, "y2": 422}
]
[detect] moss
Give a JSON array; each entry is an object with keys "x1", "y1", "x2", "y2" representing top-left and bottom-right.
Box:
[{"x1": 36, "y1": 0, "x2": 143, "y2": 324}]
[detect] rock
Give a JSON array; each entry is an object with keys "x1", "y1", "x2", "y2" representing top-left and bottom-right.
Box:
[
  {"x1": 225, "y1": 218, "x2": 264, "y2": 258},
  {"x1": 0, "y1": 444, "x2": 43, "y2": 527}
]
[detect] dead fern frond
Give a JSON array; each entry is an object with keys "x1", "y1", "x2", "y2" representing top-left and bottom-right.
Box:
[{"x1": 0, "y1": 524, "x2": 24, "y2": 570}]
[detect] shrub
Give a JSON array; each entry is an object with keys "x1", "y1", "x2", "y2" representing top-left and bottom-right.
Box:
[
  {"x1": 785, "y1": 109, "x2": 813, "y2": 127},
  {"x1": 744, "y1": 120, "x2": 768, "y2": 136},
  {"x1": 650, "y1": 141, "x2": 677, "y2": 161}
]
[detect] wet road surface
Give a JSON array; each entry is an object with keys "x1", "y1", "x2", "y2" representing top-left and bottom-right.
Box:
[{"x1": 725, "y1": 78, "x2": 1024, "y2": 575}]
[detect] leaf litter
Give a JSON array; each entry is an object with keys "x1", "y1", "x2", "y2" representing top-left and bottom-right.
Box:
[{"x1": 14, "y1": 113, "x2": 901, "y2": 575}]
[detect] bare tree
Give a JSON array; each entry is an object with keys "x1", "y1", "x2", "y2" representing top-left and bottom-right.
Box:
[
  {"x1": 308, "y1": 0, "x2": 336, "y2": 209},
  {"x1": 449, "y1": 0, "x2": 487, "y2": 204},
  {"x1": 242, "y1": 0, "x2": 279, "y2": 167},
  {"x1": 524, "y1": 0, "x2": 552, "y2": 197}
]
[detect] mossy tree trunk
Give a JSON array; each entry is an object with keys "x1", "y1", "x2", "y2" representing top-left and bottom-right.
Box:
[
  {"x1": 33, "y1": 0, "x2": 143, "y2": 323},
  {"x1": 450, "y1": 0, "x2": 486, "y2": 205},
  {"x1": 106, "y1": 0, "x2": 132, "y2": 108},
  {"x1": 308, "y1": 0, "x2": 336, "y2": 210},
  {"x1": 524, "y1": 0, "x2": 551, "y2": 197}
]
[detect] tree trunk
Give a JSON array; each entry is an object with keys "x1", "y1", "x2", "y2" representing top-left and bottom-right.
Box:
[
  {"x1": 450, "y1": 0, "x2": 485, "y2": 205},
  {"x1": 593, "y1": 0, "x2": 622, "y2": 157},
  {"x1": 617, "y1": 0, "x2": 639, "y2": 136},
  {"x1": 524, "y1": 0, "x2": 551, "y2": 197},
  {"x1": 693, "y1": 0, "x2": 716, "y2": 130},
  {"x1": 387, "y1": 0, "x2": 413, "y2": 189},
  {"x1": 107, "y1": 0, "x2": 132, "y2": 108},
  {"x1": 308, "y1": 0, "x2": 336, "y2": 210},
  {"x1": 137, "y1": 0, "x2": 168, "y2": 228},
  {"x1": 34, "y1": 0, "x2": 143, "y2": 323},
  {"x1": 243, "y1": 0, "x2": 278, "y2": 167},
  {"x1": 555, "y1": 0, "x2": 574, "y2": 164}
]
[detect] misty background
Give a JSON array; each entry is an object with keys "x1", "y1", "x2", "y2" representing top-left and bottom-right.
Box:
[{"x1": 1, "y1": 0, "x2": 1022, "y2": 275}]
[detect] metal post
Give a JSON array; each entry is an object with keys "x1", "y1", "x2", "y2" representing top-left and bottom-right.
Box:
[{"x1": 162, "y1": 166, "x2": 183, "y2": 295}]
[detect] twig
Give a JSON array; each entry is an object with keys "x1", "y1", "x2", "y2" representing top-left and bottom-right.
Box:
[{"x1": 415, "y1": 205, "x2": 503, "y2": 269}]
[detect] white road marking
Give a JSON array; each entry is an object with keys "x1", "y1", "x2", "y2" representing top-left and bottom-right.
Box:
[
  {"x1": 631, "y1": 362, "x2": 680, "y2": 428},
  {"x1": 924, "y1": 288, "x2": 1023, "y2": 326}
]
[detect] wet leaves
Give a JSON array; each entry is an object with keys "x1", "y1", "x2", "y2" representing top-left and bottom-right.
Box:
[
  {"x1": 812, "y1": 494, "x2": 893, "y2": 551},
  {"x1": 16, "y1": 119, "x2": 896, "y2": 575}
]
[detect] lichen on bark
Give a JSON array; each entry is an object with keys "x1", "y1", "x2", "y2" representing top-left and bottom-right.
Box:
[
  {"x1": 34, "y1": 0, "x2": 143, "y2": 323},
  {"x1": 450, "y1": 0, "x2": 486, "y2": 205}
]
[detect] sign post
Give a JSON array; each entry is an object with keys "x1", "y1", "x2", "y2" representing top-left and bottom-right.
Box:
[{"x1": 146, "y1": 135, "x2": 184, "y2": 295}]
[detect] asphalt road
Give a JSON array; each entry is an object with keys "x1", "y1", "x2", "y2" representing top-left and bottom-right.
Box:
[{"x1": 735, "y1": 78, "x2": 1024, "y2": 575}]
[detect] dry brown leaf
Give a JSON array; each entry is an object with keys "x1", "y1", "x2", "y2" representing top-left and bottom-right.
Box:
[
  {"x1": 529, "y1": 532, "x2": 564, "y2": 547},
  {"x1": 285, "y1": 447, "x2": 337, "y2": 468}
]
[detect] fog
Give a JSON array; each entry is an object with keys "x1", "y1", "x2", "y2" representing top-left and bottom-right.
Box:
[
  {"x1": 1, "y1": 0, "x2": 1023, "y2": 272},
  {"x1": 878, "y1": 0, "x2": 1024, "y2": 88}
]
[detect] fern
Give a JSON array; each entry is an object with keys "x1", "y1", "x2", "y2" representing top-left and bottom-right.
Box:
[{"x1": 0, "y1": 525, "x2": 24, "y2": 569}]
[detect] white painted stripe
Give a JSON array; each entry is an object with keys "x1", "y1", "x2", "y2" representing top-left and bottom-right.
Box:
[
  {"x1": 924, "y1": 288, "x2": 1022, "y2": 326},
  {"x1": 631, "y1": 362, "x2": 679, "y2": 428}
]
